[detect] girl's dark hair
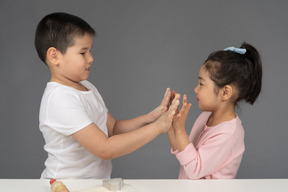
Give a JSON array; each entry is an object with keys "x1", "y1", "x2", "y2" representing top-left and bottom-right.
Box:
[
  {"x1": 203, "y1": 42, "x2": 262, "y2": 105},
  {"x1": 34, "y1": 12, "x2": 95, "y2": 64}
]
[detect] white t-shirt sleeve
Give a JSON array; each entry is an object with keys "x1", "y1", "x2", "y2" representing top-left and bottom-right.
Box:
[{"x1": 45, "y1": 88, "x2": 93, "y2": 136}]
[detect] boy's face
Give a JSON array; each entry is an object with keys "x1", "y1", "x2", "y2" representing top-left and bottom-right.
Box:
[{"x1": 57, "y1": 33, "x2": 94, "y2": 83}]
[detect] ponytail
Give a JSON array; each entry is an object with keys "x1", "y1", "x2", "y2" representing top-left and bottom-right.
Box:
[
  {"x1": 240, "y1": 42, "x2": 262, "y2": 105},
  {"x1": 204, "y1": 42, "x2": 262, "y2": 105}
]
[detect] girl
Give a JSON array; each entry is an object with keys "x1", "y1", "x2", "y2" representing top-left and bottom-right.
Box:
[{"x1": 168, "y1": 43, "x2": 262, "y2": 179}]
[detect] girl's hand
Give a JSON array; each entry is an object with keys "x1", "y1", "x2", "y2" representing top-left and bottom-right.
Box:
[
  {"x1": 149, "y1": 88, "x2": 171, "y2": 122},
  {"x1": 172, "y1": 94, "x2": 192, "y2": 132}
]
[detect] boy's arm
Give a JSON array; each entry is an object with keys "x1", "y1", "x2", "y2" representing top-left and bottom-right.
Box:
[
  {"x1": 108, "y1": 88, "x2": 172, "y2": 136},
  {"x1": 173, "y1": 94, "x2": 191, "y2": 152},
  {"x1": 72, "y1": 94, "x2": 180, "y2": 160}
]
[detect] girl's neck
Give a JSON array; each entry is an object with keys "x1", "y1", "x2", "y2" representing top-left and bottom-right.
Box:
[{"x1": 206, "y1": 105, "x2": 236, "y2": 127}]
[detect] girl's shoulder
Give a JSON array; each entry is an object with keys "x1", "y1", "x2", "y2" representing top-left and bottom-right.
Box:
[
  {"x1": 192, "y1": 112, "x2": 211, "y2": 129},
  {"x1": 197, "y1": 112, "x2": 212, "y2": 122},
  {"x1": 210, "y1": 115, "x2": 243, "y2": 135}
]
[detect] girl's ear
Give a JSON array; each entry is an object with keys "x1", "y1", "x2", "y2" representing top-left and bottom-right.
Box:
[
  {"x1": 46, "y1": 47, "x2": 60, "y2": 66},
  {"x1": 221, "y1": 85, "x2": 233, "y2": 101}
]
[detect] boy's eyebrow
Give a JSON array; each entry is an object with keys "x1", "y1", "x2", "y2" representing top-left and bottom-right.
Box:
[
  {"x1": 80, "y1": 47, "x2": 90, "y2": 51},
  {"x1": 80, "y1": 45, "x2": 93, "y2": 51}
]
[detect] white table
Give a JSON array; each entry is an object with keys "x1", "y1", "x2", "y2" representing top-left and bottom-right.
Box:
[{"x1": 0, "y1": 179, "x2": 287, "y2": 192}]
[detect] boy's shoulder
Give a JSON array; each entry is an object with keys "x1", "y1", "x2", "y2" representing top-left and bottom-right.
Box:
[
  {"x1": 45, "y1": 81, "x2": 76, "y2": 93},
  {"x1": 80, "y1": 80, "x2": 95, "y2": 89},
  {"x1": 45, "y1": 80, "x2": 94, "y2": 93},
  {"x1": 43, "y1": 82, "x2": 81, "y2": 101},
  {"x1": 42, "y1": 80, "x2": 101, "y2": 104}
]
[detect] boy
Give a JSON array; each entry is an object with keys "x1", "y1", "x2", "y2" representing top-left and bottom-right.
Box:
[{"x1": 35, "y1": 12, "x2": 180, "y2": 179}]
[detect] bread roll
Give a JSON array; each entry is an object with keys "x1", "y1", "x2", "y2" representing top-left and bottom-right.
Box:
[{"x1": 50, "y1": 179, "x2": 69, "y2": 192}]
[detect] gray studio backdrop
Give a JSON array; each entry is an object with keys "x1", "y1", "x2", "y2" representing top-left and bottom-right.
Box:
[{"x1": 0, "y1": 0, "x2": 287, "y2": 179}]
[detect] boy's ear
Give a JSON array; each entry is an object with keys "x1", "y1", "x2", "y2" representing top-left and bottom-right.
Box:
[
  {"x1": 221, "y1": 85, "x2": 233, "y2": 101},
  {"x1": 46, "y1": 47, "x2": 60, "y2": 66}
]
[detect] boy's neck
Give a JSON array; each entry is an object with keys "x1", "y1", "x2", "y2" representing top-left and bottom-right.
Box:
[{"x1": 50, "y1": 76, "x2": 88, "y2": 91}]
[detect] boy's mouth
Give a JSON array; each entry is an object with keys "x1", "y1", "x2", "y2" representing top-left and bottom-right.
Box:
[{"x1": 85, "y1": 67, "x2": 90, "y2": 72}]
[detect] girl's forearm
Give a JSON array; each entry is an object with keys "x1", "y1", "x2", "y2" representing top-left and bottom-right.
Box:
[
  {"x1": 175, "y1": 128, "x2": 190, "y2": 152},
  {"x1": 167, "y1": 129, "x2": 178, "y2": 151}
]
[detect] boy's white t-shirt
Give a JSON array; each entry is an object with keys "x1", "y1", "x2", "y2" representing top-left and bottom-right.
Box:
[{"x1": 39, "y1": 80, "x2": 112, "y2": 179}]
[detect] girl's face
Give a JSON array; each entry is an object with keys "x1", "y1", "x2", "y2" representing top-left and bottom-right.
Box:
[
  {"x1": 194, "y1": 65, "x2": 222, "y2": 111},
  {"x1": 57, "y1": 33, "x2": 94, "y2": 83}
]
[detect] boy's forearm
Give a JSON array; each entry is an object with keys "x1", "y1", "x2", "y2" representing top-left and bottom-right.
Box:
[
  {"x1": 113, "y1": 112, "x2": 154, "y2": 135},
  {"x1": 112, "y1": 88, "x2": 171, "y2": 135},
  {"x1": 106, "y1": 122, "x2": 161, "y2": 159}
]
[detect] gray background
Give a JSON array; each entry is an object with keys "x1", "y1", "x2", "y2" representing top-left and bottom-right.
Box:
[{"x1": 0, "y1": 0, "x2": 287, "y2": 179}]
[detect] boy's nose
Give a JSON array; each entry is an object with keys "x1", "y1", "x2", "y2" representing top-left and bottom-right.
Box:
[{"x1": 88, "y1": 53, "x2": 94, "y2": 64}]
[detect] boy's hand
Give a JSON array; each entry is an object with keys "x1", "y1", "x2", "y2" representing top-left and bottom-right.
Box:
[
  {"x1": 172, "y1": 94, "x2": 191, "y2": 132},
  {"x1": 154, "y1": 93, "x2": 180, "y2": 133},
  {"x1": 149, "y1": 88, "x2": 171, "y2": 122}
]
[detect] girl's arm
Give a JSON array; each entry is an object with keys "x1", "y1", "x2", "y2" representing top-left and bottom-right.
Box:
[
  {"x1": 108, "y1": 88, "x2": 172, "y2": 136},
  {"x1": 167, "y1": 128, "x2": 178, "y2": 151},
  {"x1": 166, "y1": 91, "x2": 180, "y2": 151},
  {"x1": 72, "y1": 94, "x2": 180, "y2": 160},
  {"x1": 173, "y1": 100, "x2": 239, "y2": 179},
  {"x1": 175, "y1": 133, "x2": 235, "y2": 179},
  {"x1": 173, "y1": 94, "x2": 191, "y2": 152}
]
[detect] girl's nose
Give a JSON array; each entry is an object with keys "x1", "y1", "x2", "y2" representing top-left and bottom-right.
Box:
[{"x1": 194, "y1": 85, "x2": 198, "y2": 93}]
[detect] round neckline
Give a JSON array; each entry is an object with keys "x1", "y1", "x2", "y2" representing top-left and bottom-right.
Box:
[
  {"x1": 205, "y1": 115, "x2": 238, "y2": 129},
  {"x1": 48, "y1": 81, "x2": 92, "y2": 93}
]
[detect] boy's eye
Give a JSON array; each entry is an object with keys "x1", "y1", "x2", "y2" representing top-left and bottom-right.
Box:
[{"x1": 80, "y1": 52, "x2": 85, "y2": 55}]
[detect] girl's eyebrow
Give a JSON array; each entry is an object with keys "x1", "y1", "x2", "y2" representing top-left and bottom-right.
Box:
[{"x1": 198, "y1": 76, "x2": 206, "y2": 81}]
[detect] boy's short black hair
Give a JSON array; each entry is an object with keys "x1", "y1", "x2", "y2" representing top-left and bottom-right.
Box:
[{"x1": 34, "y1": 12, "x2": 95, "y2": 64}]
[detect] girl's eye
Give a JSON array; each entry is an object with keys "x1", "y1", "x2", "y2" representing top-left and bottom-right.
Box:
[{"x1": 80, "y1": 52, "x2": 85, "y2": 55}]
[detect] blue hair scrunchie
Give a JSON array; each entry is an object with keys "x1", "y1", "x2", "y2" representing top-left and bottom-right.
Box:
[{"x1": 224, "y1": 47, "x2": 246, "y2": 54}]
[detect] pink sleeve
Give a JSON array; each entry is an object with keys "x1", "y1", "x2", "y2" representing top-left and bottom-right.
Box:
[
  {"x1": 171, "y1": 148, "x2": 180, "y2": 155},
  {"x1": 175, "y1": 133, "x2": 234, "y2": 179}
]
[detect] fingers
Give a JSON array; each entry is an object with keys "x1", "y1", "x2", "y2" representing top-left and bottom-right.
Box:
[
  {"x1": 166, "y1": 91, "x2": 191, "y2": 118},
  {"x1": 179, "y1": 103, "x2": 192, "y2": 116},
  {"x1": 175, "y1": 94, "x2": 191, "y2": 119},
  {"x1": 179, "y1": 94, "x2": 188, "y2": 113},
  {"x1": 170, "y1": 93, "x2": 180, "y2": 114},
  {"x1": 164, "y1": 88, "x2": 171, "y2": 101},
  {"x1": 182, "y1": 94, "x2": 187, "y2": 104},
  {"x1": 155, "y1": 93, "x2": 180, "y2": 133},
  {"x1": 161, "y1": 88, "x2": 171, "y2": 107},
  {"x1": 169, "y1": 90, "x2": 175, "y2": 106}
]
